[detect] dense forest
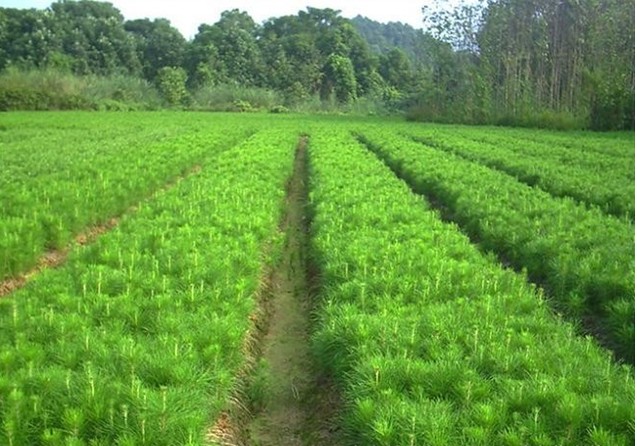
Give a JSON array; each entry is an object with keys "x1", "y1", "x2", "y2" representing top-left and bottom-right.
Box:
[{"x1": 0, "y1": 0, "x2": 633, "y2": 129}]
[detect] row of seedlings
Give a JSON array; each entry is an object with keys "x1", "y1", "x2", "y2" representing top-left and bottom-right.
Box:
[
  {"x1": 0, "y1": 127, "x2": 298, "y2": 445},
  {"x1": 357, "y1": 127, "x2": 635, "y2": 363},
  {"x1": 0, "y1": 113, "x2": 255, "y2": 280},
  {"x1": 475, "y1": 125, "x2": 635, "y2": 160},
  {"x1": 400, "y1": 126, "x2": 634, "y2": 219},
  {"x1": 448, "y1": 126, "x2": 634, "y2": 179},
  {"x1": 308, "y1": 128, "x2": 634, "y2": 445}
]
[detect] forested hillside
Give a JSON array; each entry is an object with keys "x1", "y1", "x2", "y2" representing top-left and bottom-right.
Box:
[
  {"x1": 0, "y1": 0, "x2": 633, "y2": 129},
  {"x1": 351, "y1": 16, "x2": 425, "y2": 62}
]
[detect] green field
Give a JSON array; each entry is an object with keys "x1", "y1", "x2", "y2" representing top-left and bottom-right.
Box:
[{"x1": 0, "y1": 112, "x2": 634, "y2": 445}]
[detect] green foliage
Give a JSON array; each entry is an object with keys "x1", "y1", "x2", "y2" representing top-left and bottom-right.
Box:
[
  {"x1": 0, "y1": 67, "x2": 161, "y2": 110},
  {"x1": 0, "y1": 67, "x2": 91, "y2": 107},
  {"x1": 378, "y1": 48, "x2": 413, "y2": 92},
  {"x1": 0, "y1": 113, "x2": 633, "y2": 444},
  {"x1": 322, "y1": 54, "x2": 357, "y2": 104},
  {"x1": 0, "y1": 1, "x2": 633, "y2": 125},
  {"x1": 493, "y1": 110, "x2": 586, "y2": 131},
  {"x1": 359, "y1": 127, "x2": 635, "y2": 362},
  {"x1": 230, "y1": 99, "x2": 253, "y2": 112},
  {"x1": 82, "y1": 73, "x2": 162, "y2": 109},
  {"x1": 188, "y1": 10, "x2": 263, "y2": 87},
  {"x1": 191, "y1": 83, "x2": 283, "y2": 111},
  {"x1": 0, "y1": 87, "x2": 95, "y2": 111},
  {"x1": 351, "y1": 15, "x2": 425, "y2": 62},
  {"x1": 589, "y1": 85, "x2": 635, "y2": 131},
  {"x1": 0, "y1": 113, "x2": 253, "y2": 280},
  {"x1": 308, "y1": 125, "x2": 634, "y2": 445},
  {"x1": 50, "y1": 0, "x2": 141, "y2": 76},
  {"x1": 0, "y1": 116, "x2": 299, "y2": 444},
  {"x1": 155, "y1": 66, "x2": 188, "y2": 106},
  {"x1": 124, "y1": 18, "x2": 186, "y2": 82},
  {"x1": 408, "y1": 127, "x2": 634, "y2": 219},
  {"x1": 0, "y1": 7, "x2": 60, "y2": 71},
  {"x1": 269, "y1": 105, "x2": 289, "y2": 114}
]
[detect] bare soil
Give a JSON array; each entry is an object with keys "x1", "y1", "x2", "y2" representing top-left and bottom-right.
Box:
[{"x1": 245, "y1": 137, "x2": 341, "y2": 446}]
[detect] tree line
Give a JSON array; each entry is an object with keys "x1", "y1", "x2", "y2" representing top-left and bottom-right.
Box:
[
  {"x1": 417, "y1": 0, "x2": 634, "y2": 130},
  {"x1": 0, "y1": 0, "x2": 633, "y2": 129}
]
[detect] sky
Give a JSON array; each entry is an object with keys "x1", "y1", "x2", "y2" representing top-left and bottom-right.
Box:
[{"x1": 0, "y1": 0, "x2": 428, "y2": 39}]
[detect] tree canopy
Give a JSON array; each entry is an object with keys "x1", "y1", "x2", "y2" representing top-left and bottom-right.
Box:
[{"x1": 0, "y1": 0, "x2": 633, "y2": 129}]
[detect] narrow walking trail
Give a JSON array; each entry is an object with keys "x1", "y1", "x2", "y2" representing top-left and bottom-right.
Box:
[{"x1": 247, "y1": 137, "x2": 340, "y2": 446}]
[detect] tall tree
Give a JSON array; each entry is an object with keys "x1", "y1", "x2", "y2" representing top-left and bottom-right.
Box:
[
  {"x1": 50, "y1": 0, "x2": 140, "y2": 75},
  {"x1": 0, "y1": 8, "x2": 61, "y2": 70},
  {"x1": 321, "y1": 53, "x2": 357, "y2": 103},
  {"x1": 379, "y1": 48, "x2": 413, "y2": 92},
  {"x1": 190, "y1": 10, "x2": 263, "y2": 86},
  {"x1": 185, "y1": 23, "x2": 220, "y2": 88},
  {"x1": 585, "y1": 0, "x2": 635, "y2": 129},
  {"x1": 421, "y1": 0, "x2": 634, "y2": 128},
  {"x1": 124, "y1": 18, "x2": 186, "y2": 82},
  {"x1": 259, "y1": 13, "x2": 323, "y2": 100},
  {"x1": 259, "y1": 8, "x2": 380, "y2": 102}
]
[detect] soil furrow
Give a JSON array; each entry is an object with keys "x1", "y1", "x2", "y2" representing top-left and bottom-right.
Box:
[
  {"x1": 0, "y1": 164, "x2": 201, "y2": 298},
  {"x1": 247, "y1": 136, "x2": 340, "y2": 446}
]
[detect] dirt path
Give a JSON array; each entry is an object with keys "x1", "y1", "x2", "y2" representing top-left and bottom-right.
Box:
[{"x1": 246, "y1": 137, "x2": 340, "y2": 446}]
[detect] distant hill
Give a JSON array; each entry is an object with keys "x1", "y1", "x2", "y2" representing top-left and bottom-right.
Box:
[{"x1": 350, "y1": 15, "x2": 425, "y2": 62}]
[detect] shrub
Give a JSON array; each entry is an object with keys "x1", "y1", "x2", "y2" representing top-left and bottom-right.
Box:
[
  {"x1": 589, "y1": 87, "x2": 635, "y2": 131},
  {"x1": 230, "y1": 99, "x2": 253, "y2": 112},
  {"x1": 0, "y1": 68, "x2": 161, "y2": 111},
  {"x1": 269, "y1": 105, "x2": 289, "y2": 114},
  {"x1": 83, "y1": 74, "x2": 161, "y2": 109},
  {"x1": 0, "y1": 87, "x2": 96, "y2": 111},
  {"x1": 191, "y1": 84, "x2": 283, "y2": 111},
  {"x1": 155, "y1": 66, "x2": 189, "y2": 106}
]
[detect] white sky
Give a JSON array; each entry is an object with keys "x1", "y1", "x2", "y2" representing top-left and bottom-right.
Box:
[{"x1": 1, "y1": 1, "x2": 428, "y2": 39}]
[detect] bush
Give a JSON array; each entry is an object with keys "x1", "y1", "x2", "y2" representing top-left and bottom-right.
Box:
[
  {"x1": 494, "y1": 110, "x2": 585, "y2": 131},
  {"x1": 96, "y1": 99, "x2": 137, "y2": 111},
  {"x1": 83, "y1": 74, "x2": 161, "y2": 109},
  {"x1": 0, "y1": 87, "x2": 96, "y2": 111},
  {"x1": 0, "y1": 68, "x2": 162, "y2": 111},
  {"x1": 269, "y1": 105, "x2": 289, "y2": 114},
  {"x1": 230, "y1": 99, "x2": 253, "y2": 112},
  {"x1": 191, "y1": 84, "x2": 283, "y2": 111},
  {"x1": 589, "y1": 87, "x2": 635, "y2": 131},
  {"x1": 155, "y1": 67, "x2": 189, "y2": 107}
]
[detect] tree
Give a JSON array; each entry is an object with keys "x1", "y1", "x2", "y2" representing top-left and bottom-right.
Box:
[
  {"x1": 379, "y1": 48, "x2": 413, "y2": 91},
  {"x1": 184, "y1": 24, "x2": 220, "y2": 88},
  {"x1": 585, "y1": 0, "x2": 635, "y2": 129},
  {"x1": 190, "y1": 10, "x2": 263, "y2": 86},
  {"x1": 259, "y1": 15, "x2": 323, "y2": 97},
  {"x1": 419, "y1": 0, "x2": 634, "y2": 129},
  {"x1": 0, "y1": 8, "x2": 61, "y2": 70},
  {"x1": 125, "y1": 18, "x2": 186, "y2": 82},
  {"x1": 258, "y1": 8, "x2": 381, "y2": 101},
  {"x1": 322, "y1": 53, "x2": 357, "y2": 103},
  {"x1": 50, "y1": 0, "x2": 140, "y2": 75}
]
